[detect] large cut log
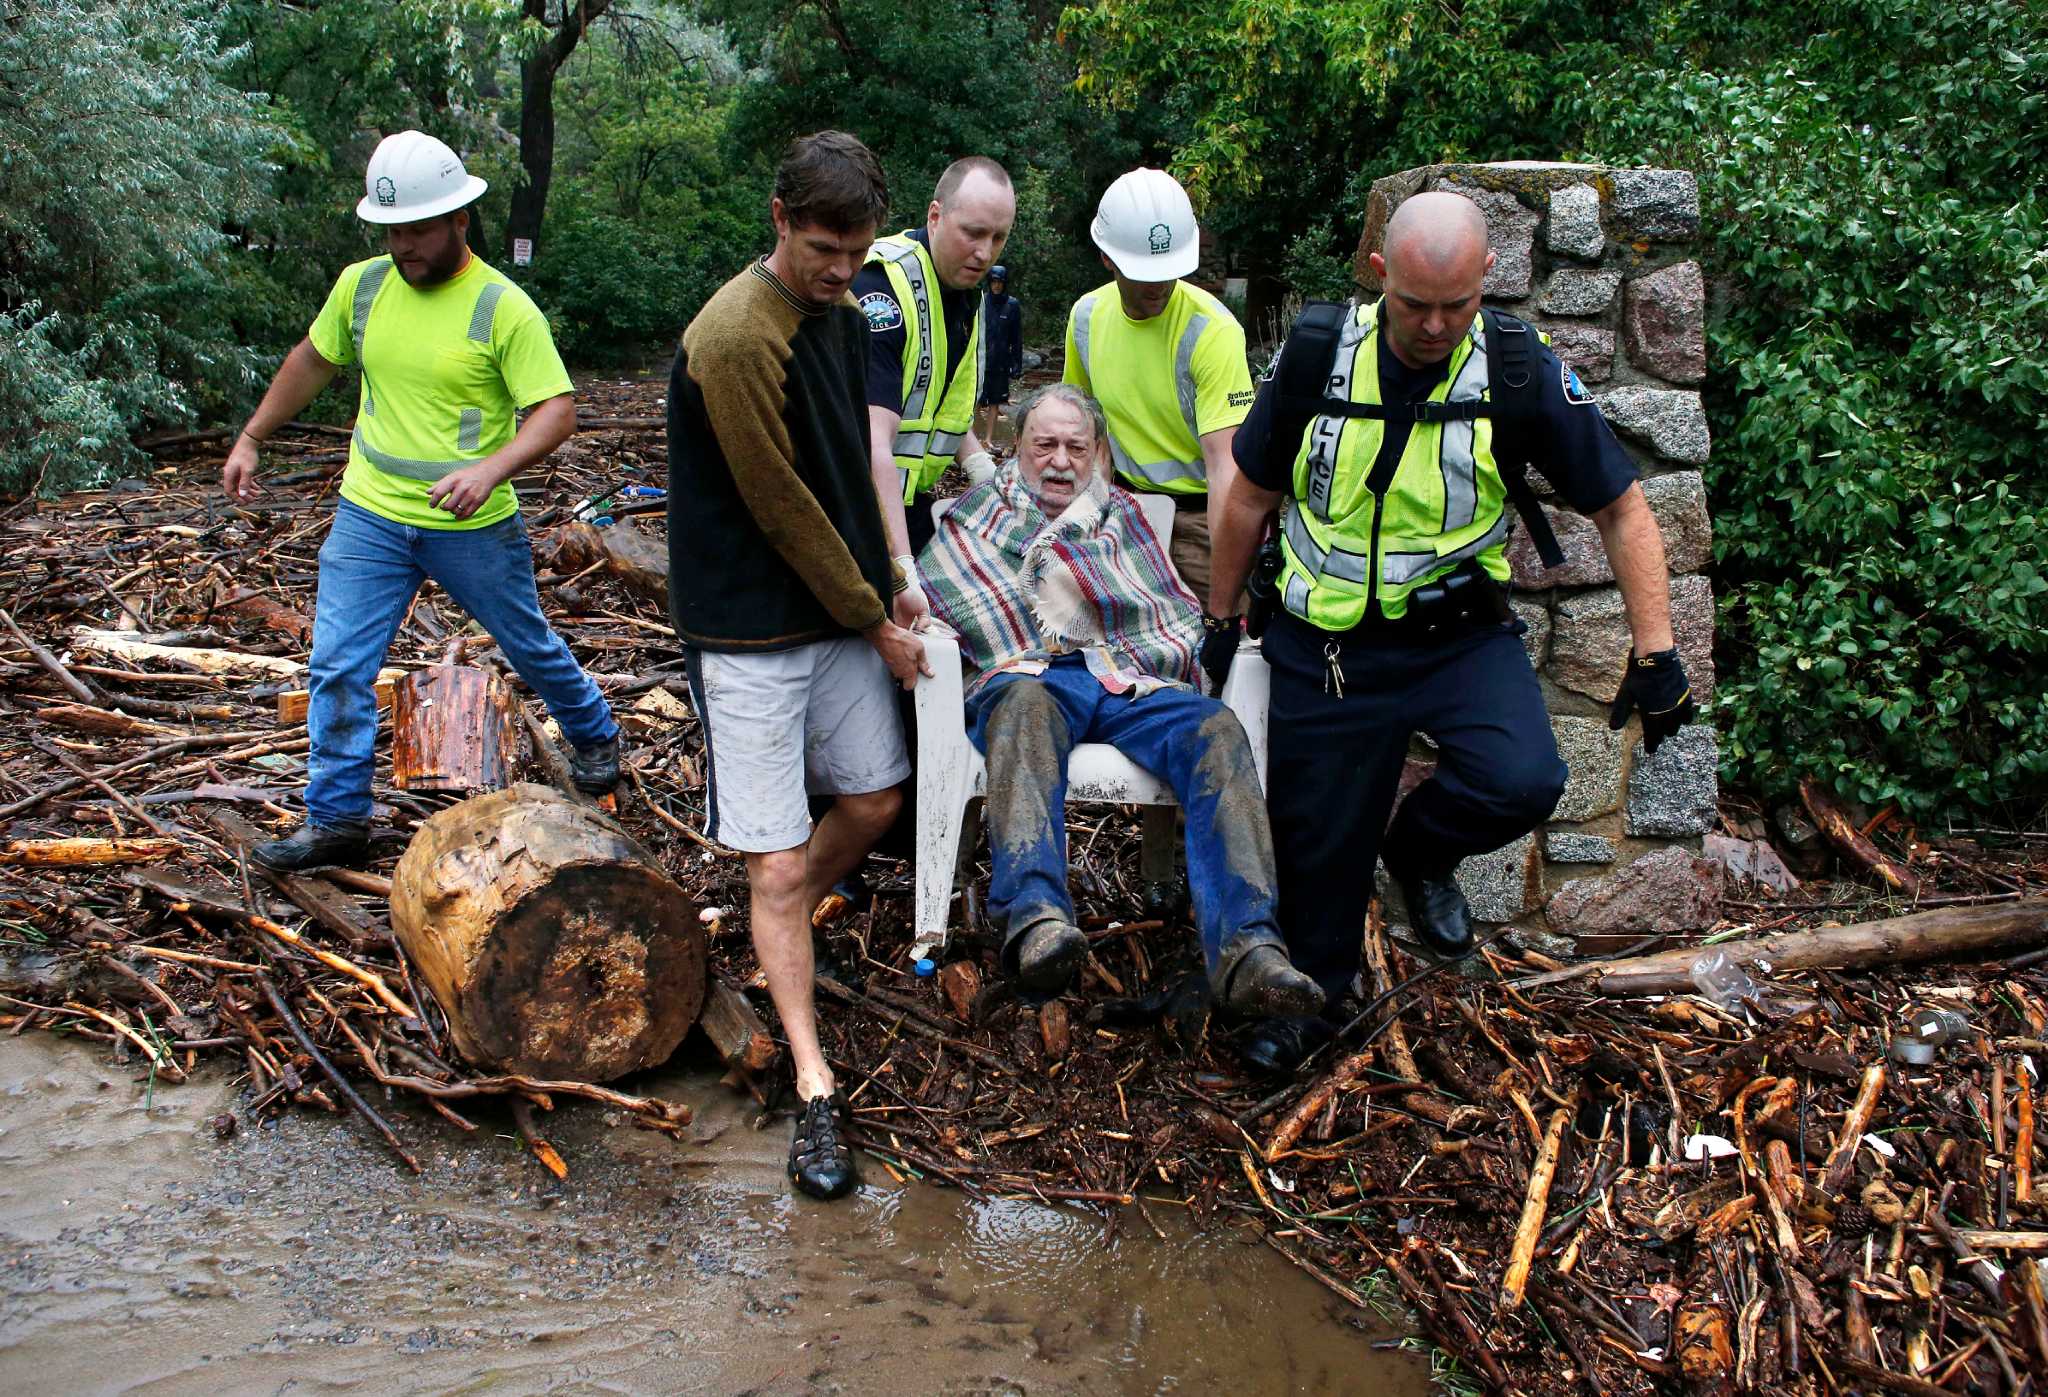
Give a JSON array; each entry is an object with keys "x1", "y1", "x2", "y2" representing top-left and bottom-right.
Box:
[
  {"x1": 390, "y1": 661, "x2": 520, "y2": 792},
  {"x1": 1517, "y1": 896, "x2": 2048, "y2": 995},
  {"x1": 390, "y1": 783, "x2": 705, "y2": 1080},
  {"x1": 546, "y1": 519, "x2": 670, "y2": 610}
]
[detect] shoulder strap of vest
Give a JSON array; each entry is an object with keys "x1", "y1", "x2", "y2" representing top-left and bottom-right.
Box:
[
  {"x1": 1482, "y1": 307, "x2": 1566, "y2": 569},
  {"x1": 1262, "y1": 298, "x2": 1350, "y2": 478}
]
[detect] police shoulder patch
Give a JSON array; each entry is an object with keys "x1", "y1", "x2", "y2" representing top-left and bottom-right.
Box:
[
  {"x1": 860, "y1": 291, "x2": 903, "y2": 332},
  {"x1": 1562, "y1": 361, "x2": 1595, "y2": 405}
]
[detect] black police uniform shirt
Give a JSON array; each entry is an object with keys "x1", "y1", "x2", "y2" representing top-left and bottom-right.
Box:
[
  {"x1": 850, "y1": 228, "x2": 979, "y2": 418},
  {"x1": 1234, "y1": 321, "x2": 1638, "y2": 516}
]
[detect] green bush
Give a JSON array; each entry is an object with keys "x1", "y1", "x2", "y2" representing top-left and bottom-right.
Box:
[
  {"x1": 0, "y1": 0, "x2": 280, "y2": 495},
  {"x1": 1575, "y1": 0, "x2": 2048, "y2": 821},
  {"x1": 517, "y1": 198, "x2": 753, "y2": 362}
]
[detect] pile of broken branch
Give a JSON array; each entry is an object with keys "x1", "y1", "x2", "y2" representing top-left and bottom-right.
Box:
[{"x1": 5, "y1": 374, "x2": 2048, "y2": 1394}]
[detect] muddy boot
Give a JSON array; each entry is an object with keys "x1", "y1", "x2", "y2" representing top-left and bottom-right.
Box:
[
  {"x1": 1011, "y1": 918, "x2": 1087, "y2": 993},
  {"x1": 1220, "y1": 945, "x2": 1324, "y2": 1019},
  {"x1": 788, "y1": 1092, "x2": 856, "y2": 1201},
  {"x1": 252, "y1": 820, "x2": 369, "y2": 872}
]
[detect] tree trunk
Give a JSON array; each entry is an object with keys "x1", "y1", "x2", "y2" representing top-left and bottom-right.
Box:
[
  {"x1": 505, "y1": 0, "x2": 613, "y2": 264},
  {"x1": 390, "y1": 783, "x2": 705, "y2": 1080},
  {"x1": 545, "y1": 518, "x2": 669, "y2": 610},
  {"x1": 389, "y1": 662, "x2": 520, "y2": 792},
  {"x1": 1525, "y1": 895, "x2": 2048, "y2": 995}
]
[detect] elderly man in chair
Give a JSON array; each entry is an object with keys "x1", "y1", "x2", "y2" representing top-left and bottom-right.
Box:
[{"x1": 918, "y1": 383, "x2": 1323, "y2": 1016}]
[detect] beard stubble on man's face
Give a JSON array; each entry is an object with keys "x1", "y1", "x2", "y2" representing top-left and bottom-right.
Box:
[{"x1": 389, "y1": 215, "x2": 469, "y2": 287}]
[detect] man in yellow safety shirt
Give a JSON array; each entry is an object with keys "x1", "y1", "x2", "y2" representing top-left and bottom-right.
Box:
[
  {"x1": 851, "y1": 156, "x2": 1016, "y2": 627},
  {"x1": 1063, "y1": 167, "x2": 1255, "y2": 607},
  {"x1": 221, "y1": 130, "x2": 618, "y2": 872}
]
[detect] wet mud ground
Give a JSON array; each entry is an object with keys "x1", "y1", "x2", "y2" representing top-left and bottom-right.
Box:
[{"x1": 0, "y1": 1034, "x2": 1427, "y2": 1395}]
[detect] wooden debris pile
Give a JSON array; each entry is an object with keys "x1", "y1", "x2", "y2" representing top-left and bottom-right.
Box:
[{"x1": 5, "y1": 374, "x2": 2048, "y2": 1393}]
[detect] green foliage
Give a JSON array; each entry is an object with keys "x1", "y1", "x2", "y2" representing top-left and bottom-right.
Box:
[
  {"x1": 519, "y1": 16, "x2": 758, "y2": 355},
  {"x1": 0, "y1": 0, "x2": 281, "y2": 492},
  {"x1": 1281, "y1": 218, "x2": 1359, "y2": 304},
  {"x1": 1572, "y1": 0, "x2": 2048, "y2": 820},
  {"x1": 704, "y1": 0, "x2": 1137, "y2": 336}
]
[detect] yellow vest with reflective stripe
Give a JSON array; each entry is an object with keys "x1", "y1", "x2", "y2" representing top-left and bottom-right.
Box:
[
  {"x1": 1277, "y1": 301, "x2": 1514, "y2": 628},
  {"x1": 866, "y1": 234, "x2": 983, "y2": 502},
  {"x1": 346, "y1": 257, "x2": 517, "y2": 484},
  {"x1": 1067, "y1": 283, "x2": 1218, "y2": 497}
]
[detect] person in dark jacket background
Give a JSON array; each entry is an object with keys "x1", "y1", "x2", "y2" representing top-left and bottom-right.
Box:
[{"x1": 975, "y1": 264, "x2": 1025, "y2": 449}]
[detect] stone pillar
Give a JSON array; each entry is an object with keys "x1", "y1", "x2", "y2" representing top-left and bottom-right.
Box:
[{"x1": 1355, "y1": 161, "x2": 1720, "y2": 955}]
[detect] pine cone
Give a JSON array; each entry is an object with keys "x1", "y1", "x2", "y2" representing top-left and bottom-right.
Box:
[{"x1": 1834, "y1": 1203, "x2": 1875, "y2": 1237}]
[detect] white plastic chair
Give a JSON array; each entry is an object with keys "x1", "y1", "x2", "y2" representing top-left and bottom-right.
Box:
[{"x1": 910, "y1": 491, "x2": 1272, "y2": 957}]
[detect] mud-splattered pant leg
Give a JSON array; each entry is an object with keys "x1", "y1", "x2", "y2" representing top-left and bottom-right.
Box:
[
  {"x1": 967, "y1": 656, "x2": 1288, "y2": 990},
  {"x1": 968, "y1": 669, "x2": 1090, "y2": 961},
  {"x1": 1080, "y1": 685, "x2": 1287, "y2": 994}
]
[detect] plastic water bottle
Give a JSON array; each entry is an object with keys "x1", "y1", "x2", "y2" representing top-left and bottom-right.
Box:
[{"x1": 1689, "y1": 950, "x2": 1759, "y2": 1011}]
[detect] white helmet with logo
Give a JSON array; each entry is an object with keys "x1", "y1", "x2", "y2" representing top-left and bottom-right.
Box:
[
  {"x1": 357, "y1": 130, "x2": 489, "y2": 225},
  {"x1": 1090, "y1": 168, "x2": 1199, "y2": 281}
]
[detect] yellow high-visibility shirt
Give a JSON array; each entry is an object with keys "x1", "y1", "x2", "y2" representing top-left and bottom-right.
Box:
[
  {"x1": 307, "y1": 253, "x2": 573, "y2": 530},
  {"x1": 1062, "y1": 280, "x2": 1253, "y2": 495}
]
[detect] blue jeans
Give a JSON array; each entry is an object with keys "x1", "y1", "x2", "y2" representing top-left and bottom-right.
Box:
[
  {"x1": 304, "y1": 499, "x2": 618, "y2": 826},
  {"x1": 966, "y1": 655, "x2": 1284, "y2": 992}
]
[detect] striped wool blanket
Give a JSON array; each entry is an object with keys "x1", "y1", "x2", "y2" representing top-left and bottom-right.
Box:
[{"x1": 917, "y1": 461, "x2": 1202, "y2": 698}]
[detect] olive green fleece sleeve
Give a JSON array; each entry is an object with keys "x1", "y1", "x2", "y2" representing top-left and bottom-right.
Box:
[{"x1": 684, "y1": 295, "x2": 888, "y2": 634}]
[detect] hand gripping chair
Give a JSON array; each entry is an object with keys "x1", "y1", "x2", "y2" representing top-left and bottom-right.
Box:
[{"x1": 909, "y1": 492, "x2": 1272, "y2": 958}]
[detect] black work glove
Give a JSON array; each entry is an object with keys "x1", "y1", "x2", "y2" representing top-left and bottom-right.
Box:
[
  {"x1": 1607, "y1": 646, "x2": 1697, "y2": 754},
  {"x1": 1199, "y1": 613, "x2": 1242, "y2": 697}
]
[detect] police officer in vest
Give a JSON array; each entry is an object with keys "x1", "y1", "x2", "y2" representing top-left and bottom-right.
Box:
[
  {"x1": 1206, "y1": 191, "x2": 1697, "y2": 1073},
  {"x1": 852, "y1": 156, "x2": 1016, "y2": 623},
  {"x1": 222, "y1": 131, "x2": 619, "y2": 871},
  {"x1": 1064, "y1": 168, "x2": 1256, "y2": 606}
]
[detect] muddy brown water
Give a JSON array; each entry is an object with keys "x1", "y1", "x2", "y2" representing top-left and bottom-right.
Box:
[{"x1": 0, "y1": 1037, "x2": 1427, "y2": 1394}]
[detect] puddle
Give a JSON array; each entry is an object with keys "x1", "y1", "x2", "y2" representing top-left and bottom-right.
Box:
[{"x1": 0, "y1": 1036, "x2": 1426, "y2": 1394}]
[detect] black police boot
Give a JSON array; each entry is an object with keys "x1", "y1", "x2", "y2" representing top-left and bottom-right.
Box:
[
  {"x1": 1394, "y1": 869, "x2": 1476, "y2": 958},
  {"x1": 1239, "y1": 1014, "x2": 1334, "y2": 1077},
  {"x1": 1011, "y1": 918, "x2": 1088, "y2": 993},
  {"x1": 788, "y1": 1092, "x2": 857, "y2": 1201},
  {"x1": 1220, "y1": 945, "x2": 1325, "y2": 1019},
  {"x1": 568, "y1": 736, "x2": 621, "y2": 796},
  {"x1": 252, "y1": 820, "x2": 370, "y2": 873}
]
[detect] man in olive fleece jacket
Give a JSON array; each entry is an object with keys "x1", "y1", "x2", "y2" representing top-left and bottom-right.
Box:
[{"x1": 666, "y1": 130, "x2": 926, "y2": 1203}]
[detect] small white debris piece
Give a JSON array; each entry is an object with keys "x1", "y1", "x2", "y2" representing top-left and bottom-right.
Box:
[{"x1": 1683, "y1": 1134, "x2": 1739, "y2": 1161}]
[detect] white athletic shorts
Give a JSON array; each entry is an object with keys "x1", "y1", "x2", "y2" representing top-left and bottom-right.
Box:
[{"x1": 684, "y1": 637, "x2": 909, "y2": 853}]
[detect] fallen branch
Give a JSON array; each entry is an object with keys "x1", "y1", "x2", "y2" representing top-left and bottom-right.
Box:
[
  {"x1": 1521, "y1": 896, "x2": 2048, "y2": 994},
  {"x1": 1802, "y1": 776, "x2": 1921, "y2": 896},
  {"x1": 1500, "y1": 1107, "x2": 1571, "y2": 1311}
]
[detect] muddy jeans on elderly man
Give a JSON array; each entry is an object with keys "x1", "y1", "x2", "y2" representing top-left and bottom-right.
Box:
[{"x1": 964, "y1": 654, "x2": 1283, "y2": 992}]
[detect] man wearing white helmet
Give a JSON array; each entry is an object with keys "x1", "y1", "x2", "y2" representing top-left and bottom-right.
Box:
[
  {"x1": 222, "y1": 130, "x2": 619, "y2": 872},
  {"x1": 1064, "y1": 168, "x2": 1255, "y2": 608}
]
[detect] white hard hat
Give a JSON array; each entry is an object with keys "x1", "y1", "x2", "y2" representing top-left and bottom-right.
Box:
[
  {"x1": 357, "y1": 130, "x2": 488, "y2": 225},
  {"x1": 1091, "y1": 168, "x2": 1199, "y2": 281}
]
